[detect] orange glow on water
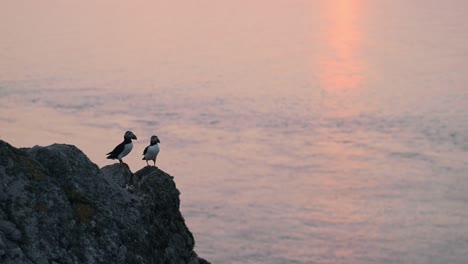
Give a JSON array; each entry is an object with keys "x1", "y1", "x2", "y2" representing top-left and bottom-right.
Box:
[{"x1": 319, "y1": 0, "x2": 366, "y2": 91}]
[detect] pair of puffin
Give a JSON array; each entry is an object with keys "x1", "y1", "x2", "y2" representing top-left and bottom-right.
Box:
[{"x1": 106, "y1": 131, "x2": 160, "y2": 166}]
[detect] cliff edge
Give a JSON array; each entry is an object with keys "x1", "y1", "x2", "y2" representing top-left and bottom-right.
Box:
[{"x1": 0, "y1": 140, "x2": 209, "y2": 264}]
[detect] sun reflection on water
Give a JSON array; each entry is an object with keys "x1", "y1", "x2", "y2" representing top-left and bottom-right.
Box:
[{"x1": 319, "y1": 0, "x2": 366, "y2": 91}]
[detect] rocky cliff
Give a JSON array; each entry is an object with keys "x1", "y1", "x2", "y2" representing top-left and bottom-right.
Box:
[{"x1": 0, "y1": 140, "x2": 209, "y2": 264}]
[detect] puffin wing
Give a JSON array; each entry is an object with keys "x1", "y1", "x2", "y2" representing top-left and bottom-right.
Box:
[
  {"x1": 107, "y1": 141, "x2": 125, "y2": 159},
  {"x1": 142, "y1": 146, "x2": 149, "y2": 160}
]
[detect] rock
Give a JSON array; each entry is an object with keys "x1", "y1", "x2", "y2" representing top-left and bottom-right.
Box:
[
  {"x1": 101, "y1": 163, "x2": 134, "y2": 190},
  {"x1": 0, "y1": 140, "x2": 209, "y2": 264}
]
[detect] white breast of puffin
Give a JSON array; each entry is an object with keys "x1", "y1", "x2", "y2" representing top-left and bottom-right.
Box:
[
  {"x1": 145, "y1": 144, "x2": 160, "y2": 159},
  {"x1": 118, "y1": 142, "x2": 133, "y2": 159}
]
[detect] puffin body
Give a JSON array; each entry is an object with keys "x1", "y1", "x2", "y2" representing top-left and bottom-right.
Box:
[
  {"x1": 142, "y1": 135, "x2": 160, "y2": 166},
  {"x1": 107, "y1": 131, "x2": 137, "y2": 164}
]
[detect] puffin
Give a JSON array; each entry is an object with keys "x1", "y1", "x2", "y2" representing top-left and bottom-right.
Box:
[
  {"x1": 106, "y1": 131, "x2": 137, "y2": 164},
  {"x1": 142, "y1": 135, "x2": 160, "y2": 166}
]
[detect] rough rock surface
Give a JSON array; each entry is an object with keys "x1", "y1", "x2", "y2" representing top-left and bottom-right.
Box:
[{"x1": 0, "y1": 140, "x2": 209, "y2": 264}]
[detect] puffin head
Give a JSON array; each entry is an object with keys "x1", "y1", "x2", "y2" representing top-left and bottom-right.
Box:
[
  {"x1": 124, "y1": 131, "x2": 137, "y2": 140},
  {"x1": 150, "y1": 135, "x2": 160, "y2": 144}
]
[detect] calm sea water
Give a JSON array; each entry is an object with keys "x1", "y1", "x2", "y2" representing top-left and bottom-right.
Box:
[{"x1": 1, "y1": 1, "x2": 468, "y2": 263}]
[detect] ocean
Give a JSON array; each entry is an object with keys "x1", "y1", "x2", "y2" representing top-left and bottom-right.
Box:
[{"x1": 1, "y1": 1, "x2": 468, "y2": 263}]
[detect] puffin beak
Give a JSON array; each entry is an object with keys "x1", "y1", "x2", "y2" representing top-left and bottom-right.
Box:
[
  {"x1": 133, "y1": 135, "x2": 137, "y2": 140},
  {"x1": 157, "y1": 139, "x2": 160, "y2": 143}
]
